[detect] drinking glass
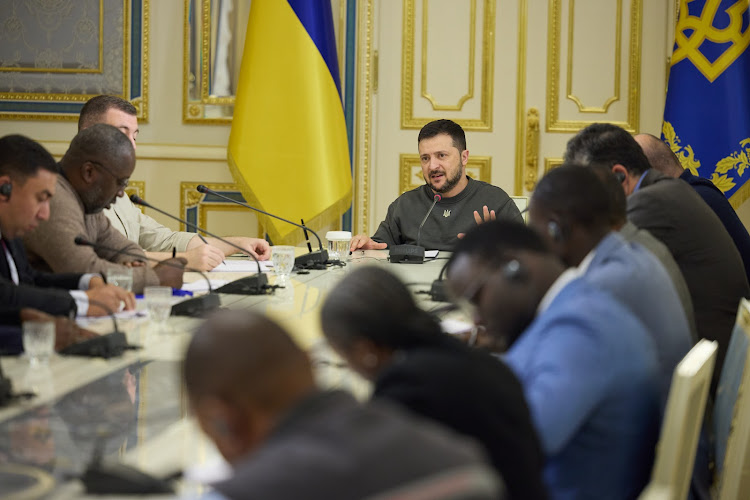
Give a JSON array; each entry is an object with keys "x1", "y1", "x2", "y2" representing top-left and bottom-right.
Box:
[
  {"x1": 271, "y1": 246, "x2": 295, "y2": 286},
  {"x1": 23, "y1": 321, "x2": 55, "y2": 367},
  {"x1": 106, "y1": 267, "x2": 134, "y2": 292},
  {"x1": 145, "y1": 286, "x2": 173, "y2": 326},
  {"x1": 325, "y1": 231, "x2": 352, "y2": 263}
]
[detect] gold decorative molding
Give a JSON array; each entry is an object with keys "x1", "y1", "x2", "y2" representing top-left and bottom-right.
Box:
[
  {"x1": 180, "y1": 182, "x2": 264, "y2": 238},
  {"x1": 0, "y1": 0, "x2": 149, "y2": 122},
  {"x1": 420, "y1": 0, "x2": 476, "y2": 110},
  {"x1": 354, "y1": 0, "x2": 374, "y2": 235},
  {"x1": 514, "y1": 0, "x2": 528, "y2": 195},
  {"x1": 544, "y1": 157, "x2": 565, "y2": 174},
  {"x1": 565, "y1": 0, "x2": 622, "y2": 112},
  {"x1": 546, "y1": 0, "x2": 641, "y2": 133},
  {"x1": 399, "y1": 154, "x2": 491, "y2": 194},
  {"x1": 125, "y1": 181, "x2": 146, "y2": 213},
  {"x1": 401, "y1": 0, "x2": 495, "y2": 130},
  {"x1": 524, "y1": 108, "x2": 540, "y2": 191}
]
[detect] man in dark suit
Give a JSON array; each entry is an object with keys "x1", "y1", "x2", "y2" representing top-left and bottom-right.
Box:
[
  {"x1": 564, "y1": 123, "x2": 749, "y2": 392},
  {"x1": 0, "y1": 135, "x2": 134, "y2": 320},
  {"x1": 635, "y1": 133, "x2": 750, "y2": 284}
]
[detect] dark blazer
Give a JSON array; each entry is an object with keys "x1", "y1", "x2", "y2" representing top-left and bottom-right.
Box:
[
  {"x1": 374, "y1": 334, "x2": 547, "y2": 500},
  {"x1": 0, "y1": 238, "x2": 81, "y2": 317},
  {"x1": 679, "y1": 169, "x2": 750, "y2": 284},
  {"x1": 627, "y1": 170, "x2": 750, "y2": 389}
]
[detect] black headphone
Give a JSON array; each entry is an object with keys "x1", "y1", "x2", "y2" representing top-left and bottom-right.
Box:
[
  {"x1": 614, "y1": 171, "x2": 626, "y2": 183},
  {"x1": 0, "y1": 183, "x2": 11, "y2": 198}
]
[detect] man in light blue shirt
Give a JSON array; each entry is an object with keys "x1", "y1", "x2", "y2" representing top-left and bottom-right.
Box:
[
  {"x1": 447, "y1": 220, "x2": 661, "y2": 500},
  {"x1": 527, "y1": 164, "x2": 693, "y2": 404}
]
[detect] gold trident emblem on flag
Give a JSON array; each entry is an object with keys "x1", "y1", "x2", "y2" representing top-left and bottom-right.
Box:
[{"x1": 671, "y1": 0, "x2": 750, "y2": 82}]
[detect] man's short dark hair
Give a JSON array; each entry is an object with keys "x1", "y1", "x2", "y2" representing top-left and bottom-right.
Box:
[
  {"x1": 450, "y1": 220, "x2": 549, "y2": 268},
  {"x1": 532, "y1": 164, "x2": 612, "y2": 229},
  {"x1": 0, "y1": 135, "x2": 58, "y2": 183},
  {"x1": 564, "y1": 123, "x2": 651, "y2": 174},
  {"x1": 587, "y1": 164, "x2": 627, "y2": 226},
  {"x1": 418, "y1": 119, "x2": 466, "y2": 152},
  {"x1": 62, "y1": 124, "x2": 134, "y2": 172},
  {"x1": 78, "y1": 95, "x2": 137, "y2": 131}
]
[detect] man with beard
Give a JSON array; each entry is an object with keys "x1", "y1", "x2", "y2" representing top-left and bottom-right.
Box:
[
  {"x1": 23, "y1": 124, "x2": 184, "y2": 293},
  {"x1": 350, "y1": 119, "x2": 520, "y2": 252}
]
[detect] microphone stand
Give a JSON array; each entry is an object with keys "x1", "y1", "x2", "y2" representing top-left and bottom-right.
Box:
[
  {"x1": 74, "y1": 237, "x2": 223, "y2": 317},
  {"x1": 128, "y1": 195, "x2": 269, "y2": 295},
  {"x1": 389, "y1": 194, "x2": 442, "y2": 264},
  {"x1": 195, "y1": 185, "x2": 329, "y2": 270},
  {"x1": 59, "y1": 299, "x2": 133, "y2": 358}
]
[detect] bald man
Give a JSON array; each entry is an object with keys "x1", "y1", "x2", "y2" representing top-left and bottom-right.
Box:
[
  {"x1": 636, "y1": 133, "x2": 750, "y2": 284},
  {"x1": 184, "y1": 310, "x2": 502, "y2": 500}
]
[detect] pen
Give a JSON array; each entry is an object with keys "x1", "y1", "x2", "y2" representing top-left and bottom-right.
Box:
[
  {"x1": 197, "y1": 232, "x2": 225, "y2": 265},
  {"x1": 172, "y1": 247, "x2": 176, "y2": 258},
  {"x1": 301, "y1": 218, "x2": 313, "y2": 253}
]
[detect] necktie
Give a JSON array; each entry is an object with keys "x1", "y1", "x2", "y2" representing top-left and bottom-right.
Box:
[{"x1": 1, "y1": 239, "x2": 19, "y2": 285}]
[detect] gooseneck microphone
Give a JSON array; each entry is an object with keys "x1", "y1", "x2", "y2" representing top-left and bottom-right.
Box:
[
  {"x1": 74, "y1": 237, "x2": 221, "y2": 316},
  {"x1": 128, "y1": 194, "x2": 269, "y2": 294},
  {"x1": 59, "y1": 298, "x2": 133, "y2": 358},
  {"x1": 390, "y1": 194, "x2": 442, "y2": 264},
  {"x1": 195, "y1": 185, "x2": 329, "y2": 269}
]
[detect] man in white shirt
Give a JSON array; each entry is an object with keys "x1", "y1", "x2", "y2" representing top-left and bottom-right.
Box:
[{"x1": 78, "y1": 95, "x2": 271, "y2": 271}]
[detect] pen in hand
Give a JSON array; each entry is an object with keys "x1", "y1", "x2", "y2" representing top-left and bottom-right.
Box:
[{"x1": 197, "y1": 232, "x2": 226, "y2": 265}]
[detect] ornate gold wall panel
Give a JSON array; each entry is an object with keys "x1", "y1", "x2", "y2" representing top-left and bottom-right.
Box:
[
  {"x1": 514, "y1": 0, "x2": 529, "y2": 195},
  {"x1": 399, "y1": 154, "x2": 491, "y2": 193},
  {"x1": 401, "y1": 0, "x2": 495, "y2": 130},
  {"x1": 180, "y1": 181, "x2": 263, "y2": 237},
  {"x1": 544, "y1": 157, "x2": 564, "y2": 173},
  {"x1": 546, "y1": 0, "x2": 641, "y2": 132},
  {"x1": 354, "y1": 0, "x2": 374, "y2": 235},
  {"x1": 125, "y1": 181, "x2": 146, "y2": 213}
]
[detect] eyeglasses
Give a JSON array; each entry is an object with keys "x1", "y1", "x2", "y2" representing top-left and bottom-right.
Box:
[
  {"x1": 447, "y1": 259, "x2": 524, "y2": 323},
  {"x1": 90, "y1": 161, "x2": 129, "y2": 190}
]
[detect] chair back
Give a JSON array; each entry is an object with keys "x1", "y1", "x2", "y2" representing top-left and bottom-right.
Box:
[
  {"x1": 714, "y1": 298, "x2": 750, "y2": 499},
  {"x1": 640, "y1": 339, "x2": 718, "y2": 500}
]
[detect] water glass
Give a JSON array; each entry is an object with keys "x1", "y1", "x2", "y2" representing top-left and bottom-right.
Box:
[
  {"x1": 23, "y1": 321, "x2": 55, "y2": 367},
  {"x1": 326, "y1": 231, "x2": 352, "y2": 262},
  {"x1": 145, "y1": 286, "x2": 173, "y2": 325},
  {"x1": 271, "y1": 246, "x2": 295, "y2": 286},
  {"x1": 106, "y1": 267, "x2": 134, "y2": 292}
]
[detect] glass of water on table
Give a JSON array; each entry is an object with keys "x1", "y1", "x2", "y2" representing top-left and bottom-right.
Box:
[
  {"x1": 145, "y1": 286, "x2": 172, "y2": 330},
  {"x1": 272, "y1": 246, "x2": 295, "y2": 286}
]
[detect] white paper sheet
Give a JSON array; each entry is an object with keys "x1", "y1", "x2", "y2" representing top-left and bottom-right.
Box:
[
  {"x1": 425, "y1": 250, "x2": 440, "y2": 258},
  {"x1": 209, "y1": 260, "x2": 273, "y2": 272},
  {"x1": 181, "y1": 279, "x2": 229, "y2": 293}
]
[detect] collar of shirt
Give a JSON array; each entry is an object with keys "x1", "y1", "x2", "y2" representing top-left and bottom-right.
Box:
[
  {"x1": 536, "y1": 248, "x2": 596, "y2": 315},
  {"x1": 632, "y1": 169, "x2": 650, "y2": 193}
]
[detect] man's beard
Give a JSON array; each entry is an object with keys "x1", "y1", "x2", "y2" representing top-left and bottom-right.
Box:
[{"x1": 426, "y1": 166, "x2": 464, "y2": 194}]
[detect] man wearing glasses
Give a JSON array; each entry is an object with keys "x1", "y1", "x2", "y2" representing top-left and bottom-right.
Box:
[{"x1": 22, "y1": 124, "x2": 185, "y2": 294}]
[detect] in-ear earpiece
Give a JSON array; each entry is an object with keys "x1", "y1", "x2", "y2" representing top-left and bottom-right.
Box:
[
  {"x1": 0, "y1": 183, "x2": 11, "y2": 198},
  {"x1": 502, "y1": 259, "x2": 528, "y2": 283},
  {"x1": 614, "y1": 171, "x2": 626, "y2": 183},
  {"x1": 547, "y1": 220, "x2": 563, "y2": 242}
]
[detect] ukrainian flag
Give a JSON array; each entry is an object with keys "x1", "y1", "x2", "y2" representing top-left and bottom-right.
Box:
[
  {"x1": 228, "y1": 0, "x2": 352, "y2": 244},
  {"x1": 662, "y1": 0, "x2": 750, "y2": 208}
]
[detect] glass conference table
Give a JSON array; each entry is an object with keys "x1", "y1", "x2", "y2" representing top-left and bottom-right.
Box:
[{"x1": 0, "y1": 250, "x2": 451, "y2": 498}]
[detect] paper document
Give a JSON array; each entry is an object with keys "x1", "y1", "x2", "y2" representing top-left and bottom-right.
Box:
[
  {"x1": 210, "y1": 260, "x2": 273, "y2": 272},
  {"x1": 425, "y1": 250, "x2": 439, "y2": 258},
  {"x1": 182, "y1": 279, "x2": 229, "y2": 293}
]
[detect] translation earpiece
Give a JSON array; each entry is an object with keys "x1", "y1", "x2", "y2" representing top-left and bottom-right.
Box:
[
  {"x1": 614, "y1": 171, "x2": 626, "y2": 183},
  {"x1": 0, "y1": 183, "x2": 11, "y2": 199},
  {"x1": 547, "y1": 220, "x2": 563, "y2": 242},
  {"x1": 502, "y1": 259, "x2": 528, "y2": 283}
]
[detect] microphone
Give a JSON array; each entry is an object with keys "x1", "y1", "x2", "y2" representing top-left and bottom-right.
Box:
[
  {"x1": 59, "y1": 299, "x2": 133, "y2": 358},
  {"x1": 196, "y1": 185, "x2": 329, "y2": 269},
  {"x1": 390, "y1": 194, "x2": 442, "y2": 264},
  {"x1": 74, "y1": 237, "x2": 222, "y2": 317},
  {"x1": 128, "y1": 194, "x2": 269, "y2": 295}
]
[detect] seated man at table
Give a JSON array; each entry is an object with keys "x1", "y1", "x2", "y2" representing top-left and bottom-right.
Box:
[
  {"x1": 635, "y1": 132, "x2": 750, "y2": 285},
  {"x1": 78, "y1": 95, "x2": 271, "y2": 271},
  {"x1": 184, "y1": 310, "x2": 504, "y2": 500},
  {"x1": 22, "y1": 125, "x2": 185, "y2": 294},
  {"x1": 446, "y1": 220, "x2": 661, "y2": 499},
  {"x1": 350, "y1": 119, "x2": 521, "y2": 252},
  {"x1": 0, "y1": 134, "x2": 134, "y2": 317}
]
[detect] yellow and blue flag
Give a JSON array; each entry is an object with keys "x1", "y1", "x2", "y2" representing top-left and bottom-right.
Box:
[
  {"x1": 662, "y1": 0, "x2": 750, "y2": 208},
  {"x1": 228, "y1": 0, "x2": 352, "y2": 244}
]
